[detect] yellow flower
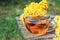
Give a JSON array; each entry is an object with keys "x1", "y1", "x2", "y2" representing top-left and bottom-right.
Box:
[
  {"x1": 53, "y1": 16, "x2": 60, "y2": 40},
  {"x1": 20, "y1": 0, "x2": 48, "y2": 25}
]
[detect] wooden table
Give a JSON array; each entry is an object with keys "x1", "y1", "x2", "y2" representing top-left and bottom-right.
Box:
[{"x1": 16, "y1": 17, "x2": 55, "y2": 40}]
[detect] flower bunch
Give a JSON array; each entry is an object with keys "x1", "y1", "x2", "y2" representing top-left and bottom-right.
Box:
[
  {"x1": 24, "y1": 0, "x2": 48, "y2": 17},
  {"x1": 53, "y1": 16, "x2": 60, "y2": 40},
  {"x1": 20, "y1": 0, "x2": 48, "y2": 24}
]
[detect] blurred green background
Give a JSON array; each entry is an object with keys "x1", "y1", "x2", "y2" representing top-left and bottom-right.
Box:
[{"x1": 0, "y1": 0, "x2": 60, "y2": 40}]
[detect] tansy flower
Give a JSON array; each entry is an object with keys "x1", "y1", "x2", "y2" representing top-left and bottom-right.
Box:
[
  {"x1": 53, "y1": 16, "x2": 60, "y2": 40},
  {"x1": 20, "y1": 0, "x2": 48, "y2": 25}
]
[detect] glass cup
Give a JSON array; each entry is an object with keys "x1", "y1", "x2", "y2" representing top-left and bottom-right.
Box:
[{"x1": 24, "y1": 16, "x2": 51, "y2": 35}]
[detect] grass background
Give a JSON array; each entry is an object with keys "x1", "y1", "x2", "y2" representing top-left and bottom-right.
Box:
[{"x1": 0, "y1": 0, "x2": 60, "y2": 40}]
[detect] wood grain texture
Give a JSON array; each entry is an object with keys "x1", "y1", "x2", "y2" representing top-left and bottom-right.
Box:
[{"x1": 16, "y1": 16, "x2": 55, "y2": 40}]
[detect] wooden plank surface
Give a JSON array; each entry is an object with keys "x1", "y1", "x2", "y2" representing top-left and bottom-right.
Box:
[{"x1": 16, "y1": 17, "x2": 55, "y2": 40}]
